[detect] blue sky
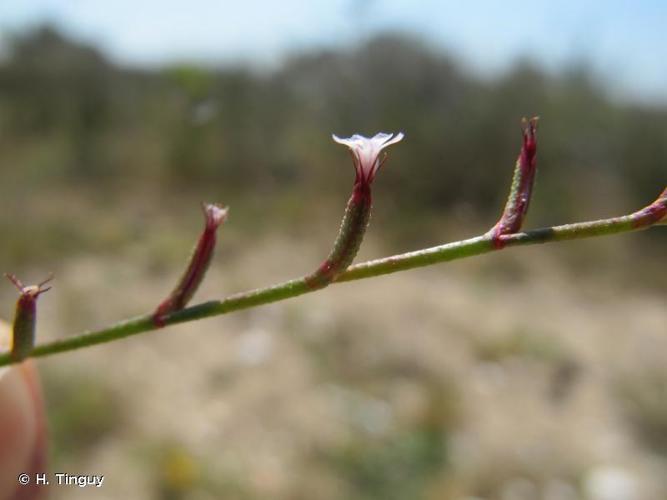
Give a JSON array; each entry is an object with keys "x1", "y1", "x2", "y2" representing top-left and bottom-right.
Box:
[{"x1": 1, "y1": 0, "x2": 666, "y2": 104}]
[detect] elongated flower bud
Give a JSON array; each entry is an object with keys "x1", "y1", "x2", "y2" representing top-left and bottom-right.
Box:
[
  {"x1": 153, "y1": 203, "x2": 228, "y2": 326},
  {"x1": 306, "y1": 132, "x2": 404, "y2": 289},
  {"x1": 490, "y1": 117, "x2": 539, "y2": 248},
  {"x1": 5, "y1": 274, "x2": 52, "y2": 362}
]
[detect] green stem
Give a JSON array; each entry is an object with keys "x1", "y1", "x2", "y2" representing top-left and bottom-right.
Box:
[{"x1": 1, "y1": 187, "x2": 664, "y2": 368}]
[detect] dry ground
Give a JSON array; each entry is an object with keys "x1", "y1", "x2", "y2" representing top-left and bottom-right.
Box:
[{"x1": 2, "y1": 233, "x2": 667, "y2": 500}]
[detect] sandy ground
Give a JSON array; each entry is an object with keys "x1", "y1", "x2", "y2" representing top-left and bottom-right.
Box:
[{"x1": 2, "y1": 234, "x2": 667, "y2": 500}]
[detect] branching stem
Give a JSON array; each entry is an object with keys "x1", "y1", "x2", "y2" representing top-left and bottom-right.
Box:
[{"x1": 1, "y1": 186, "x2": 664, "y2": 368}]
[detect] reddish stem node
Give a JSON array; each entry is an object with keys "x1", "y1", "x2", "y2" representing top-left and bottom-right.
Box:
[{"x1": 630, "y1": 187, "x2": 667, "y2": 228}]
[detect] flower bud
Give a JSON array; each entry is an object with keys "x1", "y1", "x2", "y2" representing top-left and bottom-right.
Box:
[
  {"x1": 490, "y1": 117, "x2": 539, "y2": 248},
  {"x1": 153, "y1": 203, "x2": 228, "y2": 326},
  {"x1": 5, "y1": 274, "x2": 52, "y2": 362}
]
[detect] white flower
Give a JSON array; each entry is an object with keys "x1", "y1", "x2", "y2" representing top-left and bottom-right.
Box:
[
  {"x1": 202, "y1": 203, "x2": 228, "y2": 229},
  {"x1": 333, "y1": 132, "x2": 404, "y2": 184}
]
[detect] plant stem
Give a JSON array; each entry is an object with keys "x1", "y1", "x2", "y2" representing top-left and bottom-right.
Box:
[{"x1": 1, "y1": 187, "x2": 664, "y2": 368}]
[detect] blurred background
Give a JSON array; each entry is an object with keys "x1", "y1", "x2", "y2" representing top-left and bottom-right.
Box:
[{"x1": 0, "y1": 1, "x2": 666, "y2": 499}]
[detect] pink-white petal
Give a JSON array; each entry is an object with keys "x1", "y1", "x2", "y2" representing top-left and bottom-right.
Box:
[
  {"x1": 333, "y1": 131, "x2": 404, "y2": 182},
  {"x1": 380, "y1": 131, "x2": 405, "y2": 148}
]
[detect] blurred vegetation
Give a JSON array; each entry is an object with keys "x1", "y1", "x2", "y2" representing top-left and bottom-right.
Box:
[
  {"x1": 616, "y1": 366, "x2": 667, "y2": 457},
  {"x1": 2, "y1": 26, "x2": 666, "y2": 499},
  {"x1": 41, "y1": 367, "x2": 125, "y2": 464},
  {"x1": 322, "y1": 425, "x2": 447, "y2": 500},
  {"x1": 1, "y1": 27, "x2": 666, "y2": 266}
]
